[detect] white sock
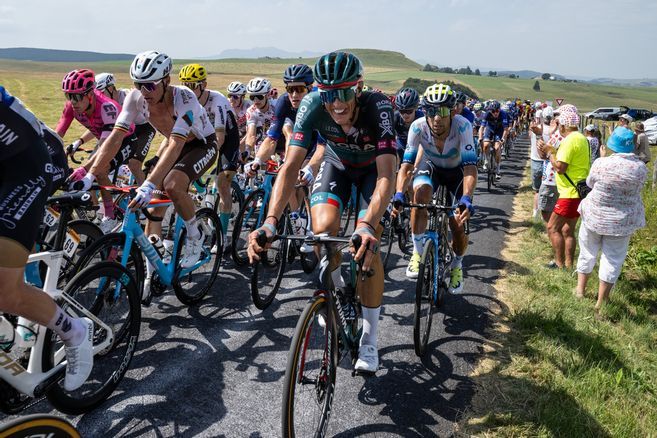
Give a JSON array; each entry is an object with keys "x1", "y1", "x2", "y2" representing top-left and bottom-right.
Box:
[
  {"x1": 360, "y1": 306, "x2": 381, "y2": 348},
  {"x1": 331, "y1": 266, "x2": 345, "y2": 289},
  {"x1": 185, "y1": 218, "x2": 201, "y2": 240},
  {"x1": 451, "y1": 254, "x2": 464, "y2": 269},
  {"x1": 48, "y1": 307, "x2": 85, "y2": 346},
  {"x1": 412, "y1": 233, "x2": 425, "y2": 255}
]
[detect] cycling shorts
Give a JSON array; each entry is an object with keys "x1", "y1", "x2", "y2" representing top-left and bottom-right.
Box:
[
  {"x1": 219, "y1": 130, "x2": 240, "y2": 173},
  {"x1": 173, "y1": 134, "x2": 218, "y2": 182},
  {"x1": 131, "y1": 122, "x2": 156, "y2": 163},
  {"x1": 412, "y1": 160, "x2": 464, "y2": 209},
  {"x1": 0, "y1": 139, "x2": 53, "y2": 265},
  {"x1": 109, "y1": 132, "x2": 142, "y2": 172},
  {"x1": 483, "y1": 128, "x2": 504, "y2": 143}
]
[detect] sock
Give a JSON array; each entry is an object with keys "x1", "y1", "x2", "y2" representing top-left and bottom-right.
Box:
[
  {"x1": 412, "y1": 233, "x2": 425, "y2": 255},
  {"x1": 496, "y1": 162, "x2": 501, "y2": 173},
  {"x1": 103, "y1": 199, "x2": 115, "y2": 219},
  {"x1": 331, "y1": 266, "x2": 346, "y2": 289},
  {"x1": 451, "y1": 254, "x2": 464, "y2": 269},
  {"x1": 47, "y1": 307, "x2": 85, "y2": 346},
  {"x1": 360, "y1": 306, "x2": 381, "y2": 348},
  {"x1": 219, "y1": 213, "x2": 230, "y2": 237},
  {"x1": 185, "y1": 217, "x2": 201, "y2": 240}
]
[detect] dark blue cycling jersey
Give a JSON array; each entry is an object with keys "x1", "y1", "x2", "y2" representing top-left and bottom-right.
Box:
[
  {"x1": 460, "y1": 106, "x2": 475, "y2": 124},
  {"x1": 393, "y1": 108, "x2": 424, "y2": 150},
  {"x1": 481, "y1": 110, "x2": 509, "y2": 136},
  {"x1": 267, "y1": 93, "x2": 296, "y2": 141}
]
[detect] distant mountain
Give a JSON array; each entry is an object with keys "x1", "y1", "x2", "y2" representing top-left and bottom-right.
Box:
[
  {"x1": 0, "y1": 47, "x2": 133, "y2": 62},
  {"x1": 204, "y1": 47, "x2": 323, "y2": 59},
  {"x1": 588, "y1": 78, "x2": 657, "y2": 87}
]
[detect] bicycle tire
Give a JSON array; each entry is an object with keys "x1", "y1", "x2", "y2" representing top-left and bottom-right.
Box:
[
  {"x1": 0, "y1": 414, "x2": 80, "y2": 438},
  {"x1": 173, "y1": 208, "x2": 222, "y2": 305},
  {"x1": 380, "y1": 217, "x2": 395, "y2": 270},
  {"x1": 436, "y1": 214, "x2": 451, "y2": 308},
  {"x1": 487, "y1": 148, "x2": 495, "y2": 192},
  {"x1": 281, "y1": 294, "x2": 337, "y2": 438},
  {"x1": 413, "y1": 238, "x2": 435, "y2": 357},
  {"x1": 397, "y1": 209, "x2": 412, "y2": 256},
  {"x1": 250, "y1": 214, "x2": 288, "y2": 310},
  {"x1": 231, "y1": 188, "x2": 266, "y2": 266},
  {"x1": 43, "y1": 261, "x2": 140, "y2": 415}
]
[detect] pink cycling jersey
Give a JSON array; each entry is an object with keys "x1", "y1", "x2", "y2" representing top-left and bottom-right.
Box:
[{"x1": 55, "y1": 89, "x2": 134, "y2": 140}]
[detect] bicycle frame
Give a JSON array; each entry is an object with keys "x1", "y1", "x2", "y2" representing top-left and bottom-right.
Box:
[{"x1": 241, "y1": 172, "x2": 275, "y2": 230}]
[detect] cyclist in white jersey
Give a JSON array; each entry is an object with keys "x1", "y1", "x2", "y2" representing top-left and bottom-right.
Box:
[
  {"x1": 243, "y1": 77, "x2": 275, "y2": 159},
  {"x1": 226, "y1": 82, "x2": 251, "y2": 154},
  {"x1": 392, "y1": 84, "x2": 477, "y2": 293},
  {"x1": 75, "y1": 51, "x2": 218, "y2": 268}
]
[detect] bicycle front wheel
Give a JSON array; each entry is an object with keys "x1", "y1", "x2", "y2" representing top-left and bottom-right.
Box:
[
  {"x1": 251, "y1": 214, "x2": 288, "y2": 310},
  {"x1": 414, "y1": 239, "x2": 435, "y2": 357},
  {"x1": 0, "y1": 414, "x2": 80, "y2": 438},
  {"x1": 43, "y1": 261, "x2": 141, "y2": 415},
  {"x1": 282, "y1": 294, "x2": 337, "y2": 438}
]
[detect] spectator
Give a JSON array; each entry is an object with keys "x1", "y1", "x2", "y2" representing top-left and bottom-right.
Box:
[
  {"x1": 535, "y1": 112, "x2": 561, "y2": 223},
  {"x1": 618, "y1": 113, "x2": 633, "y2": 128},
  {"x1": 634, "y1": 122, "x2": 651, "y2": 164},
  {"x1": 575, "y1": 127, "x2": 647, "y2": 318},
  {"x1": 540, "y1": 104, "x2": 590, "y2": 269},
  {"x1": 584, "y1": 124, "x2": 600, "y2": 161},
  {"x1": 529, "y1": 109, "x2": 546, "y2": 219}
]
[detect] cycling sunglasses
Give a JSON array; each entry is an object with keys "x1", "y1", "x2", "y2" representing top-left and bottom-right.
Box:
[
  {"x1": 424, "y1": 106, "x2": 451, "y2": 118},
  {"x1": 65, "y1": 92, "x2": 89, "y2": 103},
  {"x1": 318, "y1": 86, "x2": 358, "y2": 104},
  {"x1": 399, "y1": 108, "x2": 416, "y2": 115},
  {"x1": 250, "y1": 94, "x2": 266, "y2": 101},
  {"x1": 285, "y1": 85, "x2": 309, "y2": 95},
  {"x1": 134, "y1": 79, "x2": 163, "y2": 92},
  {"x1": 228, "y1": 94, "x2": 242, "y2": 100},
  {"x1": 183, "y1": 82, "x2": 201, "y2": 90}
]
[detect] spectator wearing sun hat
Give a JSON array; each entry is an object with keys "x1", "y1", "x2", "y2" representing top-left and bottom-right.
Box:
[
  {"x1": 575, "y1": 126, "x2": 647, "y2": 317},
  {"x1": 634, "y1": 122, "x2": 651, "y2": 164},
  {"x1": 584, "y1": 124, "x2": 600, "y2": 161},
  {"x1": 540, "y1": 104, "x2": 591, "y2": 269}
]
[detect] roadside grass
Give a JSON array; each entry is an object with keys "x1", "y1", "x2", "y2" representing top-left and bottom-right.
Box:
[{"x1": 459, "y1": 148, "x2": 657, "y2": 437}]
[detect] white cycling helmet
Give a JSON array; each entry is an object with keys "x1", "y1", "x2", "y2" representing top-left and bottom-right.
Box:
[
  {"x1": 542, "y1": 106, "x2": 554, "y2": 120},
  {"x1": 130, "y1": 50, "x2": 172, "y2": 83},
  {"x1": 95, "y1": 72, "x2": 115, "y2": 91},
  {"x1": 534, "y1": 101, "x2": 542, "y2": 109},
  {"x1": 227, "y1": 81, "x2": 247, "y2": 95},
  {"x1": 246, "y1": 77, "x2": 272, "y2": 95}
]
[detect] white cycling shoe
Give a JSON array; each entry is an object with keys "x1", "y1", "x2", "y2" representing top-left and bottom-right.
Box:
[
  {"x1": 64, "y1": 317, "x2": 94, "y2": 392},
  {"x1": 180, "y1": 232, "x2": 205, "y2": 269},
  {"x1": 354, "y1": 344, "x2": 378, "y2": 374}
]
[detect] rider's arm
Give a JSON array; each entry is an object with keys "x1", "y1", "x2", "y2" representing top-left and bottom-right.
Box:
[
  {"x1": 55, "y1": 103, "x2": 74, "y2": 138},
  {"x1": 396, "y1": 121, "x2": 422, "y2": 193},
  {"x1": 254, "y1": 136, "x2": 277, "y2": 163},
  {"x1": 462, "y1": 165, "x2": 477, "y2": 197},
  {"x1": 80, "y1": 130, "x2": 95, "y2": 145},
  {"x1": 263, "y1": 145, "x2": 307, "y2": 223},
  {"x1": 305, "y1": 142, "x2": 325, "y2": 176},
  {"x1": 459, "y1": 119, "x2": 478, "y2": 199},
  {"x1": 244, "y1": 123, "x2": 257, "y2": 157}
]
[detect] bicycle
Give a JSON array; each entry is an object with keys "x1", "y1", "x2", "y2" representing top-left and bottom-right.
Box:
[
  {"x1": 0, "y1": 191, "x2": 140, "y2": 415},
  {"x1": 279, "y1": 233, "x2": 371, "y2": 437},
  {"x1": 72, "y1": 187, "x2": 222, "y2": 306},
  {"x1": 486, "y1": 142, "x2": 496, "y2": 192},
  {"x1": 0, "y1": 414, "x2": 80, "y2": 438}
]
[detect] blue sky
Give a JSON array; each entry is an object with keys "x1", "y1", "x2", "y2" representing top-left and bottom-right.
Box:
[{"x1": 1, "y1": 0, "x2": 655, "y2": 79}]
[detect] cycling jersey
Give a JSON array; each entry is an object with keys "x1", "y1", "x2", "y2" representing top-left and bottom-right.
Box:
[
  {"x1": 393, "y1": 109, "x2": 423, "y2": 150},
  {"x1": 112, "y1": 88, "x2": 149, "y2": 125},
  {"x1": 289, "y1": 91, "x2": 397, "y2": 168},
  {"x1": 246, "y1": 100, "x2": 275, "y2": 145},
  {"x1": 267, "y1": 93, "x2": 297, "y2": 141},
  {"x1": 460, "y1": 106, "x2": 475, "y2": 124},
  {"x1": 402, "y1": 114, "x2": 477, "y2": 170},
  {"x1": 56, "y1": 89, "x2": 134, "y2": 140},
  {"x1": 41, "y1": 123, "x2": 69, "y2": 193},
  {"x1": 480, "y1": 110, "x2": 509, "y2": 136},
  {"x1": 116, "y1": 87, "x2": 214, "y2": 141},
  {"x1": 201, "y1": 90, "x2": 240, "y2": 172},
  {"x1": 233, "y1": 100, "x2": 250, "y2": 137}
]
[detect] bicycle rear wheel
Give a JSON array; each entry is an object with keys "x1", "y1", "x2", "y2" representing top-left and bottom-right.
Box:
[
  {"x1": 251, "y1": 215, "x2": 288, "y2": 310},
  {"x1": 173, "y1": 208, "x2": 222, "y2": 305},
  {"x1": 0, "y1": 414, "x2": 80, "y2": 438},
  {"x1": 282, "y1": 294, "x2": 337, "y2": 438},
  {"x1": 43, "y1": 262, "x2": 140, "y2": 415},
  {"x1": 231, "y1": 188, "x2": 265, "y2": 266},
  {"x1": 487, "y1": 149, "x2": 495, "y2": 192},
  {"x1": 413, "y1": 239, "x2": 435, "y2": 357}
]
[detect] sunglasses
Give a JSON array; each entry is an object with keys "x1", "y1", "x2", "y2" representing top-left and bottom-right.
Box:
[
  {"x1": 250, "y1": 94, "x2": 266, "y2": 101},
  {"x1": 286, "y1": 85, "x2": 308, "y2": 95},
  {"x1": 65, "y1": 92, "x2": 89, "y2": 103},
  {"x1": 318, "y1": 86, "x2": 357, "y2": 104},
  {"x1": 183, "y1": 82, "x2": 201, "y2": 90},
  {"x1": 228, "y1": 94, "x2": 242, "y2": 100},
  {"x1": 399, "y1": 108, "x2": 416, "y2": 115},
  {"x1": 134, "y1": 79, "x2": 162, "y2": 92},
  {"x1": 424, "y1": 106, "x2": 451, "y2": 118},
  {"x1": 491, "y1": 109, "x2": 500, "y2": 114}
]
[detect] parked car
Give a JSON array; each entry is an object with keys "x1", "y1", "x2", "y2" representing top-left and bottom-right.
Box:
[
  {"x1": 623, "y1": 108, "x2": 655, "y2": 121},
  {"x1": 584, "y1": 106, "x2": 628, "y2": 121}
]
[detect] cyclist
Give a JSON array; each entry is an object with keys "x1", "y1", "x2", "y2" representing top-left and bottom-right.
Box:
[
  {"x1": 56, "y1": 69, "x2": 138, "y2": 233},
  {"x1": 454, "y1": 91, "x2": 475, "y2": 124},
  {"x1": 76, "y1": 51, "x2": 217, "y2": 268},
  {"x1": 243, "y1": 77, "x2": 275, "y2": 160},
  {"x1": 479, "y1": 100, "x2": 509, "y2": 180},
  {"x1": 392, "y1": 83, "x2": 476, "y2": 291},
  {"x1": 178, "y1": 63, "x2": 240, "y2": 241},
  {"x1": 247, "y1": 52, "x2": 397, "y2": 374},
  {"x1": 226, "y1": 81, "x2": 251, "y2": 147},
  {"x1": 0, "y1": 86, "x2": 93, "y2": 391},
  {"x1": 393, "y1": 87, "x2": 422, "y2": 164}
]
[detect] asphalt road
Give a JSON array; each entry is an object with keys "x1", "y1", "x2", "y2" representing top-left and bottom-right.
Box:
[{"x1": 3, "y1": 137, "x2": 530, "y2": 437}]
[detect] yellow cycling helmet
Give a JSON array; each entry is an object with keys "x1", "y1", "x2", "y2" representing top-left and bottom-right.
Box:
[{"x1": 179, "y1": 63, "x2": 207, "y2": 82}]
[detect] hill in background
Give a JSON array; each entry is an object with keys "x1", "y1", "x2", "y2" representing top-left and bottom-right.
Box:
[{"x1": 0, "y1": 47, "x2": 133, "y2": 62}]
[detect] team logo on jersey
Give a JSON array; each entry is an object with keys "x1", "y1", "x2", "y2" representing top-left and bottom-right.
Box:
[
  {"x1": 182, "y1": 110, "x2": 194, "y2": 127},
  {"x1": 102, "y1": 103, "x2": 118, "y2": 119},
  {"x1": 293, "y1": 132, "x2": 304, "y2": 142}
]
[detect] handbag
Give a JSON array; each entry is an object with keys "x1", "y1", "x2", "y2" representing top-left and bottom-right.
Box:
[{"x1": 564, "y1": 173, "x2": 591, "y2": 199}]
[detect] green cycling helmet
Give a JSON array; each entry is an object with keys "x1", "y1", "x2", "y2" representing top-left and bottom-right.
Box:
[{"x1": 313, "y1": 51, "x2": 363, "y2": 87}]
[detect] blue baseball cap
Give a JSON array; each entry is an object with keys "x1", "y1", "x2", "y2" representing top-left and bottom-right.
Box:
[{"x1": 606, "y1": 127, "x2": 635, "y2": 153}]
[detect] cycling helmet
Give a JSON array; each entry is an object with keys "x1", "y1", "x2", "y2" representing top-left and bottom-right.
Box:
[
  {"x1": 95, "y1": 72, "x2": 115, "y2": 91},
  {"x1": 489, "y1": 101, "x2": 501, "y2": 111},
  {"x1": 422, "y1": 83, "x2": 456, "y2": 108},
  {"x1": 395, "y1": 87, "x2": 420, "y2": 110},
  {"x1": 130, "y1": 50, "x2": 172, "y2": 83},
  {"x1": 283, "y1": 64, "x2": 314, "y2": 85},
  {"x1": 454, "y1": 91, "x2": 467, "y2": 104},
  {"x1": 227, "y1": 81, "x2": 247, "y2": 95},
  {"x1": 246, "y1": 77, "x2": 272, "y2": 94},
  {"x1": 62, "y1": 69, "x2": 95, "y2": 94},
  {"x1": 473, "y1": 102, "x2": 483, "y2": 111},
  {"x1": 534, "y1": 101, "x2": 542, "y2": 109},
  {"x1": 501, "y1": 104, "x2": 510, "y2": 112},
  {"x1": 313, "y1": 52, "x2": 363, "y2": 87},
  {"x1": 542, "y1": 106, "x2": 554, "y2": 120},
  {"x1": 178, "y1": 63, "x2": 207, "y2": 82}
]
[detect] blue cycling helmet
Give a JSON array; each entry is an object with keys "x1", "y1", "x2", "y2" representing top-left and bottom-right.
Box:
[
  {"x1": 313, "y1": 51, "x2": 363, "y2": 87},
  {"x1": 395, "y1": 87, "x2": 420, "y2": 110},
  {"x1": 489, "y1": 101, "x2": 501, "y2": 111},
  {"x1": 454, "y1": 91, "x2": 467, "y2": 104},
  {"x1": 283, "y1": 64, "x2": 314, "y2": 85}
]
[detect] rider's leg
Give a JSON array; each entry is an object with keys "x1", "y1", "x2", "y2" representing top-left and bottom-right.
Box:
[
  {"x1": 127, "y1": 158, "x2": 145, "y2": 185},
  {"x1": 494, "y1": 140, "x2": 502, "y2": 174},
  {"x1": 411, "y1": 184, "x2": 432, "y2": 254},
  {"x1": 217, "y1": 170, "x2": 236, "y2": 238}
]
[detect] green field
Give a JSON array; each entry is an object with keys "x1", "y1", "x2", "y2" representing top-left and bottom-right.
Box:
[{"x1": 2, "y1": 48, "x2": 656, "y2": 145}]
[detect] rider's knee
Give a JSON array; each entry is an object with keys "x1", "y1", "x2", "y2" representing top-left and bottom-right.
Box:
[
  {"x1": 413, "y1": 185, "x2": 432, "y2": 202},
  {"x1": 0, "y1": 270, "x2": 23, "y2": 312}
]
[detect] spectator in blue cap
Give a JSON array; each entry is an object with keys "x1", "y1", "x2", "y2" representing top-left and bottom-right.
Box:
[{"x1": 574, "y1": 127, "x2": 648, "y2": 319}]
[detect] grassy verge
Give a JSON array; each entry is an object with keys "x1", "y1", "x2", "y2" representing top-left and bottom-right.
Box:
[{"x1": 459, "y1": 148, "x2": 657, "y2": 437}]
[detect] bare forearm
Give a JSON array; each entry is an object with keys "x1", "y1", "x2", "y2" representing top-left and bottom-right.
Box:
[
  {"x1": 395, "y1": 163, "x2": 414, "y2": 193},
  {"x1": 306, "y1": 144, "x2": 325, "y2": 173},
  {"x1": 463, "y1": 165, "x2": 477, "y2": 197},
  {"x1": 89, "y1": 130, "x2": 124, "y2": 176},
  {"x1": 255, "y1": 137, "x2": 276, "y2": 162}
]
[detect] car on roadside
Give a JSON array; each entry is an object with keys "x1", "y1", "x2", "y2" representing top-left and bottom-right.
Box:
[
  {"x1": 623, "y1": 108, "x2": 655, "y2": 121},
  {"x1": 584, "y1": 106, "x2": 628, "y2": 121}
]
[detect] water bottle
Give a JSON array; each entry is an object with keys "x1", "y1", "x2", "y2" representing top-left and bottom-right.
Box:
[
  {"x1": 0, "y1": 316, "x2": 15, "y2": 351},
  {"x1": 149, "y1": 234, "x2": 165, "y2": 257},
  {"x1": 15, "y1": 317, "x2": 37, "y2": 348}
]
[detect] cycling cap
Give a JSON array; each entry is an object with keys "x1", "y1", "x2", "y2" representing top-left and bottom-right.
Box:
[{"x1": 130, "y1": 51, "x2": 172, "y2": 83}]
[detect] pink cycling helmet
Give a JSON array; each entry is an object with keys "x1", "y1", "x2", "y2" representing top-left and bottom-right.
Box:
[{"x1": 62, "y1": 69, "x2": 96, "y2": 94}]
